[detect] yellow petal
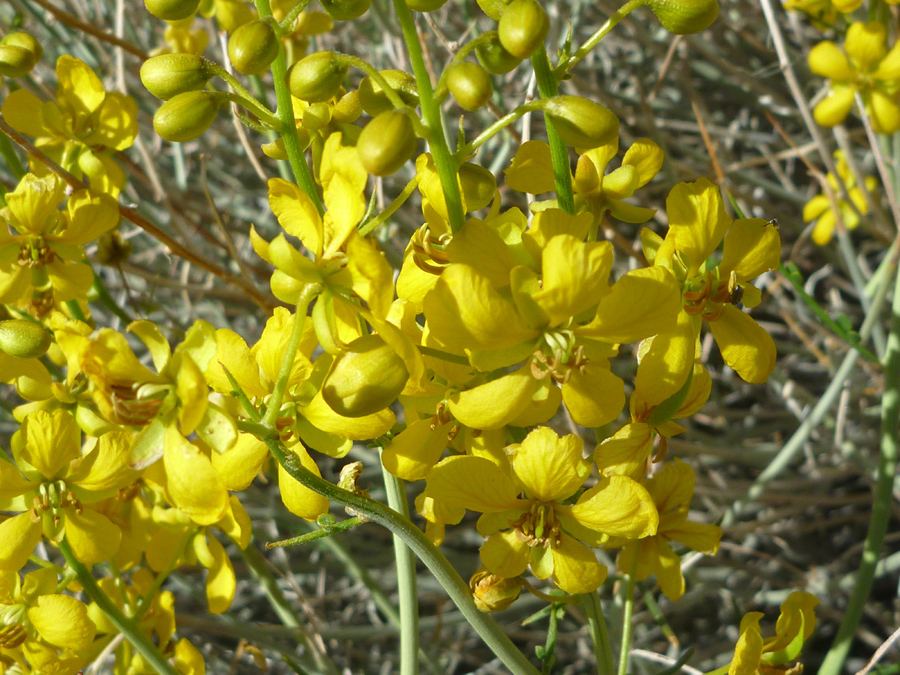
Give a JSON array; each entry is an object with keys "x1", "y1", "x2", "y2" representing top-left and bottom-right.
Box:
[
  {"x1": 56, "y1": 56, "x2": 106, "y2": 123},
  {"x1": 593, "y1": 423, "x2": 653, "y2": 479},
  {"x1": 18, "y1": 409, "x2": 81, "y2": 481},
  {"x1": 65, "y1": 508, "x2": 122, "y2": 566},
  {"x1": 69, "y1": 430, "x2": 137, "y2": 497},
  {"x1": 622, "y1": 138, "x2": 664, "y2": 187},
  {"x1": 512, "y1": 427, "x2": 589, "y2": 502},
  {"x1": 381, "y1": 418, "x2": 450, "y2": 481},
  {"x1": 807, "y1": 40, "x2": 852, "y2": 79},
  {"x1": 634, "y1": 311, "x2": 698, "y2": 406},
  {"x1": 561, "y1": 361, "x2": 624, "y2": 428},
  {"x1": 0, "y1": 512, "x2": 42, "y2": 571},
  {"x1": 535, "y1": 237, "x2": 613, "y2": 325},
  {"x1": 345, "y1": 232, "x2": 393, "y2": 319},
  {"x1": 301, "y1": 392, "x2": 395, "y2": 439},
  {"x1": 449, "y1": 368, "x2": 538, "y2": 430},
  {"x1": 665, "y1": 178, "x2": 731, "y2": 272},
  {"x1": 601, "y1": 165, "x2": 639, "y2": 200},
  {"x1": 868, "y1": 89, "x2": 900, "y2": 134},
  {"x1": 268, "y1": 177, "x2": 322, "y2": 257},
  {"x1": 813, "y1": 85, "x2": 855, "y2": 127},
  {"x1": 521, "y1": 208, "x2": 592, "y2": 261},
  {"x1": 665, "y1": 520, "x2": 721, "y2": 555},
  {"x1": 730, "y1": 614, "x2": 765, "y2": 675},
  {"x1": 653, "y1": 539, "x2": 686, "y2": 601},
  {"x1": 551, "y1": 534, "x2": 607, "y2": 594},
  {"x1": 570, "y1": 475, "x2": 658, "y2": 539},
  {"x1": 163, "y1": 427, "x2": 229, "y2": 526},
  {"x1": 720, "y1": 218, "x2": 781, "y2": 281},
  {"x1": 480, "y1": 529, "x2": 530, "y2": 578},
  {"x1": 505, "y1": 140, "x2": 556, "y2": 194},
  {"x1": 0, "y1": 88, "x2": 47, "y2": 137},
  {"x1": 211, "y1": 433, "x2": 268, "y2": 491},
  {"x1": 277, "y1": 446, "x2": 330, "y2": 520},
  {"x1": 28, "y1": 594, "x2": 96, "y2": 653},
  {"x1": 196, "y1": 533, "x2": 235, "y2": 614},
  {"x1": 425, "y1": 455, "x2": 522, "y2": 512},
  {"x1": 646, "y1": 457, "x2": 695, "y2": 512},
  {"x1": 205, "y1": 329, "x2": 266, "y2": 399},
  {"x1": 709, "y1": 305, "x2": 776, "y2": 384},
  {"x1": 446, "y1": 218, "x2": 517, "y2": 288},
  {"x1": 845, "y1": 21, "x2": 887, "y2": 72}
]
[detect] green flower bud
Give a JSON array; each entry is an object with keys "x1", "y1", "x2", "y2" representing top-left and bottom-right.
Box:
[
  {"x1": 358, "y1": 70, "x2": 418, "y2": 116},
  {"x1": 446, "y1": 62, "x2": 494, "y2": 111},
  {"x1": 215, "y1": 0, "x2": 255, "y2": 32},
  {"x1": 470, "y1": 568, "x2": 523, "y2": 613},
  {"x1": 0, "y1": 320, "x2": 52, "y2": 359},
  {"x1": 144, "y1": 0, "x2": 202, "y2": 22},
  {"x1": 332, "y1": 90, "x2": 362, "y2": 124},
  {"x1": 644, "y1": 0, "x2": 718, "y2": 34},
  {"x1": 1, "y1": 31, "x2": 42, "y2": 62},
  {"x1": 407, "y1": 0, "x2": 449, "y2": 10},
  {"x1": 228, "y1": 20, "x2": 279, "y2": 75},
  {"x1": 357, "y1": 110, "x2": 417, "y2": 176},
  {"x1": 459, "y1": 162, "x2": 497, "y2": 211},
  {"x1": 0, "y1": 45, "x2": 36, "y2": 78},
  {"x1": 288, "y1": 51, "x2": 348, "y2": 102},
  {"x1": 319, "y1": 0, "x2": 371, "y2": 21},
  {"x1": 475, "y1": 33, "x2": 522, "y2": 74},
  {"x1": 302, "y1": 102, "x2": 333, "y2": 131},
  {"x1": 544, "y1": 95, "x2": 619, "y2": 149},
  {"x1": 322, "y1": 334, "x2": 409, "y2": 417},
  {"x1": 140, "y1": 53, "x2": 214, "y2": 100},
  {"x1": 153, "y1": 91, "x2": 223, "y2": 142},
  {"x1": 498, "y1": 0, "x2": 549, "y2": 59}
]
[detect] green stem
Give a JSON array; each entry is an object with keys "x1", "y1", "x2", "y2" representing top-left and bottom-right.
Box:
[
  {"x1": 0, "y1": 130, "x2": 26, "y2": 180},
  {"x1": 266, "y1": 517, "x2": 362, "y2": 547},
  {"x1": 556, "y1": 0, "x2": 645, "y2": 77},
  {"x1": 255, "y1": 0, "x2": 325, "y2": 214},
  {"x1": 276, "y1": 0, "x2": 315, "y2": 36},
  {"x1": 206, "y1": 64, "x2": 280, "y2": 126},
  {"x1": 530, "y1": 48, "x2": 575, "y2": 215},
  {"x1": 260, "y1": 284, "x2": 321, "y2": 429},
  {"x1": 58, "y1": 539, "x2": 179, "y2": 675},
  {"x1": 579, "y1": 592, "x2": 616, "y2": 675},
  {"x1": 416, "y1": 344, "x2": 470, "y2": 366},
  {"x1": 90, "y1": 275, "x2": 133, "y2": 325},
  {"x1": 263, "y1": 435, "x2": 541, "y2": 675},
  {"x1": 392, "y1": 0, "x2": 466, "y2": 232},
  {"x1": 819, "y1": 241, "x2": 900, "y2": 675},
  {"x1": 617, "y1": 565, "x2": 637, "y2": 675},
  {"x1": 456, "y1": 99, "x2": 547, "y2": 159},
  {"x1": 382, "y1": 468, "x2": 420, "y2": 675},
  {"x1": 359, "y1": 174, "x2": 420, "y2": 236},
  {"x1": 65, "y1": 299, "x2": 89, "y2": 324},
  {"x1": 334, "y1": 54, "x2": 412, "y2": 113}
]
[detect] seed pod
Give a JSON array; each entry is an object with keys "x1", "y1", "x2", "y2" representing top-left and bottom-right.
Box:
[
  {"x1": 228, "y1": 20, "x2": 280, "y2": 75},
  {"x1": 319, "y1": 0, "x2": 371, "y2": 20},
  {"x1": 322, "y1": 334, "x2": 410, "y2": 417},
  {"x1": 0, "y1": 45, "x2": 36, "y2": 78},
  {"x1": 0, "y1": 320, "x2": 52, "y2": 359},
  {"x1": 407, "y1": 0, "x2": 449, "y2": 10},
  {"x1": 475, "y1": 33, "x2": 522, "y2": 74},
  {"x1": 446, "y1": 62, "x2": 493, "y2": 111},
  {"x1": 544, "y1": 95, "x2": 619, "y2": 149},
  {"x1": 288, "y1": 51, "x2": 347, "y2": 102},
  {"x1": 498, "y1": 0, "x2": 549, "y2": 59},
  {"x1": 1, "y1": 31, "x2": 42, "y2": 64},
  {"x1": 153, "y1": 91, "x2": 223, "y2": 142},
  {"x1": 141, "y1": 54, "x2": 214, "y2": 100},
  {"x1": 358, "y1": 70, "x2": 419, "y2": 116},
  {"x1": 357, "y1": 110, "x2": 417, "y2": 176},
  {"x1": 644, "y1": 0, "x2": 718, "y2": 34},
  {"x1": 144, "y1": 0, "x2": 202, "y2": 22}
]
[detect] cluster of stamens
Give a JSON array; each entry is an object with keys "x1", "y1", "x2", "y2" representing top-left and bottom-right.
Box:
[
  {"x1": 29, "y1": 481, "x2": 81, "y2": 526},
  {"x1": 431, "y1": 401, "x2": 461, "y2": 441},
  {"x1": 531, "y1": 332, "x2": 586, "y2": 384},
  {"x1": 411, "y1": 227, "x2": 451, "y2": 275},
  {"x1": 511, "y1": 503, "x2": 561, "y2": 548},
  {"x1": 682, "y1": 270, "x2": 741, "y2": 322},
  {"x1": 17, "y1": 241, "x2": 56, "y2": 268}
]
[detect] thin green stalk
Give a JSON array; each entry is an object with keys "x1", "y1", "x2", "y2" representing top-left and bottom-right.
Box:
[
  {"x1": 65, "y1": 299, "x2": 89, "y2": 324},
  {"x1": 617, "y1": 568, "x2": 637, "y2": 675},
  {"x1": 382, "y1": 468, "x2": 420, "y2": 675},
  {"x1": 530, "y1": 48, "x2": 575, "y2": 215},
  {"x1": 456, "y1": 99, "x2": 547, "y2": 159},
  {"x1": 0, "y1": 130, "x2": 26, "y2": 179},
  {"x1": 260, "y1": 284, "x2": 321, "y2": 429},
  {"x1": 819, "y1": 241, "x2": 900, "y2": 675},
  {"x1": 392, "y1": 0, "x2": 466, "y2": 232},
  {"x1": 276, "y1": 0, "x2": 315, "y2": 35},
  {"x1": 90, "y1": 275, "x2": 133, "y2": 325},
  {"x1": 580, "y1": 592, "x2": 616, "y2": 675},
  {"x1": 263, "y1": 435, "x2": 541, "y2": 675},
  {"x1": 58, "y1": 539, "x2": 180, "y2": 675},
  {"x1": 556, "y1": 0, "x2": 645, "y2": 77},
  {"x1": 359, "y1": 174, "x2": 420, "y2": 236},
  {"x1": 255, "y1": 0, "x2": 325, "y2": 214},
  {"x1": 266, "y1": 517, "x2": 362, "y2": 547}
]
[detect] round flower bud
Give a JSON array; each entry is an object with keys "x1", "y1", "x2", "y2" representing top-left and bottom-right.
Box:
[
  {"x1": 288, "y1": 51, "x2": 348, "y2": 102},
  {"x1": 358, "y1": 70, "x2": 419, "y2": 116},
  {"x1": 0, "y1": 320, "x2": 52, "y2": 359},
  {"x1": 333, "y1": 90, "x2": 362, "y2": 124},
  {"x1": 357, "y1": 110, "x2": 417, "y2": 176},
  {"x1": 470, "y1": 569, "x2": 523, "y2": 613},
  {"x1": 144, "y1": 0, "x2": 202, "y2": 22},
  {"x1": 446, "y1": 62, "x2": 493, "y2": 111},
  {"x1": 0, "y1": 45, "x2": 36, "y2": 78},
  {"x1": 322, "y1": 334, "x2": 410, "y2": 417},
  {"x1": 544, "y1": 95, "x2": 619, "y2": 149},
  {"x1": 228, "y1": 20, "x2": 279, "y2": 75},
  {"x1": 153, "y1": 91, "x2": 223, "y2": 142},
  {"x1": 215, "y1": 0, "x2": 255, "y2": 32},
  {"x1": 140, "y1": 54, "x2": 214, "y2": 100},
  {"x1": 644, "y1": 0, "x2": 718, "y2": 34},
  {"x1": 498, "y1": 0, "x2": 549, "y2": 59},
  {"x1": 1, "y1": 31, "x2": 42, "y2": 64},
  {"x1": 459, "y1": 162, "x2": 497, "y2": 211},
  {"x1": 475, "y1": 33, "x2": 522, "y2": 74},
  {"x1": 319, "y1": 0, "x2": 371, "y2": 20},
  {"x1": 407, "y1": 0, "x2": 449, "y2": 10}
]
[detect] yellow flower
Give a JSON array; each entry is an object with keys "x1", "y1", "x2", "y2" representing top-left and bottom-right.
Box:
[
  {"x1": 809, "y1": 22, "x2": 900, "y2": 134},
  {"x1": 425, "y1": 427, "x2": 658, "y2": 594},
  {"x1": 803, "y1": 151, "x2": 877, "y2": 245},
  {"x1": 719, "y1": 591, "x2": 818, "y2": 675},
  {"x1": 783, "y1": 0, "x2": 861, "y2": 28},
  {"x1": 0, "y1": 174, "x2": 118, "y2": 315},
  {"x1": 607, "y1": 459, "x2": 720, "y2": 600},
  {"x1": 638, "y1": 178, "x2": 780, "y2": 405},
  {"x1": 0, "y1": 409, "x2": 137, "y2": 571},
  {"x1": 1, "y1": 56, "x2": 138, "y2": 195}
]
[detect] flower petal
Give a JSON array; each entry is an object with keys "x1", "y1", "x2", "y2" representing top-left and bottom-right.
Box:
[{"x1": 709, "y1": 305, "x2": 776, "y2": 384}]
